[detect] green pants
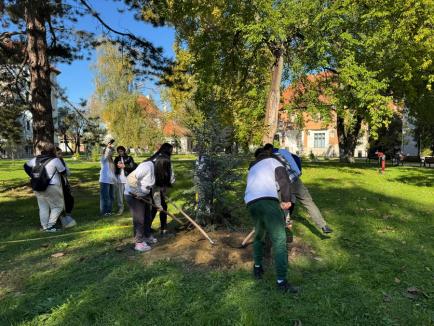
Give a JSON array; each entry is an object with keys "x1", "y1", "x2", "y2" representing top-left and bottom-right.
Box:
[{"x1": 248, "y1": 199, "x2": 288, "y2": 280}]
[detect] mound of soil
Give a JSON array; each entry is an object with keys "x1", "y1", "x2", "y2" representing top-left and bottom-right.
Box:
[{"x1": 120, "y1": 229, "x2": 314, "y2": 270}]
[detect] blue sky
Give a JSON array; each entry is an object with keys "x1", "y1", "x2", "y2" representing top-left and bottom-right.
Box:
[{"x1": 57, "y1": 0, "x2": 175, "y2": 109}]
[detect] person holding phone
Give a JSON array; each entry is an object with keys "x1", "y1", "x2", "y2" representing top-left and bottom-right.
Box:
[{"x1": 99, "y1": 139, "x2": 116, "y2": 216}]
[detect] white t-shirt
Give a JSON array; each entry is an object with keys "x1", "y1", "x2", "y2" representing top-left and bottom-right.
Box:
[
  {"x1": 27, "y1": 157, "x2": 66, "y2": 186},
  {"x1": 118, "y1": 157, "x2": 127, "y2": 184},
  {"x1": 244, "y1": 158, "x2": 284, "y2": 204},
  {"x1": 124, "y1": 161, "x2": 155, "y2": 196}
]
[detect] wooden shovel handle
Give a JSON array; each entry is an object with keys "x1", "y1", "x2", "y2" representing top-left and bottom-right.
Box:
[{"x1": 165, "y1": 197, "x2": 216, "y2": 245}]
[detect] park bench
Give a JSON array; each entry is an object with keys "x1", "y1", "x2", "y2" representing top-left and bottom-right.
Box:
[
  {"x1": 421, "y1": 156, "x2": 434, "y2": 167},
  {"x1": 398, "y1": 155, "x2": 420, "y2": 166}
]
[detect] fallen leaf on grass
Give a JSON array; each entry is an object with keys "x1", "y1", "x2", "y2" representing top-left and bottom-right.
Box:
[
  {"x1": 41, "y1": 243, "x2": 50, "y2": 248},
  {"x1": 394, "y1": 277, "x2": 401, "y2": 284},
  {"x1": 383, "y1": 293, "x2": 392, "y2": 302},
  {"x1": 51, "y1": 252, "x2": 65, "y2": 258},
  {"x1": 404, "y1": 287, "x2": 428, "y2": 300},
  {"x1": 293, "y1": 320, "x2": 302, "y2": 326},
  {"x1": 366, "y1": 208, "x2": 375, "y2": 212}
]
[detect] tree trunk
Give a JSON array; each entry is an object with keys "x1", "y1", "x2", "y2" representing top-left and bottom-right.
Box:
[
  {"x1": 337, "y1": 113, "x2": 363, "y2": 163},
  {"x1": 75, "y1": 135, "x2": 81, "y2": 153},
  {"x1": 262, "y1": 48, "x2": 284, "y2": 144},
  {"x1": 25, "y1": 3, "x2": 54, "y2": 154}
]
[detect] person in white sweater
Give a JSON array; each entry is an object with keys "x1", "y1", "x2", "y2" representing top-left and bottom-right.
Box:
[{"x1": 124, "y1": 153, "x2": 173, "y2": 252}]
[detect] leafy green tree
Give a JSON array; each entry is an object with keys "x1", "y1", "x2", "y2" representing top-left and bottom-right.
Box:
[
  {"x1": 92, "y1": 43, "x2": 164, "y2": 150},
  {"x1": 0, "y1": 0, "x2": 169, "y2": 152}
]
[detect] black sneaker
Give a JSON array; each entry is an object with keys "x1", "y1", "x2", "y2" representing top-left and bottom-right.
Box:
[
  {"x1": 253, "y1": 265, "x2": 264, "y2": 280},
  {"x1": 277, "y1": 280, "x2": 299, "y2": 293},
  {"x1": 321, "y1": 226, "x2": 333, "y2": 234}
]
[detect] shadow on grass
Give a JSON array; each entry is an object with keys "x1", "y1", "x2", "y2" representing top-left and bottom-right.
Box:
[
  {"x1": 388, "y1": 168, "x2": 434, "y2": 187},
  {"x1": 0, "y1": 162, "x2": 433, "y2": 325}
]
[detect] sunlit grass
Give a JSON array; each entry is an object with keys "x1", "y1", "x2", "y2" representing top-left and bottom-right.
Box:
[{"x1": 0, "y1": 158, "x2": 433, "y2": 325}]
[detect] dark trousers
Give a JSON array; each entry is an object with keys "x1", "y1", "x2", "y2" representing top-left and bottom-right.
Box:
[
  {"x1": 100, "y1": 183, "x2": 114, "y2": 214},
  {"x1": 248, "y1": 199, "x2": 288, "y2": 280},
  {"x1": 125, "y1": 195, "x2": 152, "y2": 243},
  {"x1": 63, "y1": 186, "x2": 74, "y2": 214},
  {"x1": 61, "y1": 178, "x2": 74, "y2": 214},
  {"x1": 151, "y1": 194, "x2": 168, "y2": 230}
]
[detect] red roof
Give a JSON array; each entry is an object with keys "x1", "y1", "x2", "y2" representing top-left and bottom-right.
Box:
[
  {"x1": 163, "y1": 120, "x2": 189, "y2": 137},
  {"x1": 137, "y1": 95, "x2": 161, "y2": 117}
]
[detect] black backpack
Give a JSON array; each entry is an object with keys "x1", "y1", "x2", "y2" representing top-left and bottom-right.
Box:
[{"x1": 30, "y1": 157, "x2": 55, "y2": 191}]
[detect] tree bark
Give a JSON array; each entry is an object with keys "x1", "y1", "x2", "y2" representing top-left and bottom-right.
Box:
[
  {"x1": 24, "y1": 3, "x2": 54, "y2": 154},
  {"x1": 337, "y1": 113, "x2": 363, "y2": 163},
  {"x1": 262, "y1": 48, "x2": 284, "y2": 144}
]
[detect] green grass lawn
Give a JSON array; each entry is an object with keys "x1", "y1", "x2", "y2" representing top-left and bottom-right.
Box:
[{"x1": 0, "y1": 158, "x2": 433, "y2": 325}]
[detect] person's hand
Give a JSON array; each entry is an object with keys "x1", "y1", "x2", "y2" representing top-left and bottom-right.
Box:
[
  {"x1": 117, "y1": 162, "x2": 125, "y2": 168},
  {"x1": 280, "y1": 202, "x2": 292, "y2": 210}
]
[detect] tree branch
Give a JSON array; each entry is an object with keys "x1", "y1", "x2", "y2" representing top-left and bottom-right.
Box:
[{"x1": 78, "y1": 0, "x2": 156, "y2": 50}]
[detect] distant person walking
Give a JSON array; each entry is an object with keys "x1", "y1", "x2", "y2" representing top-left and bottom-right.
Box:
[
  {"x1": 24, "y1": 143, "x2": 66, "y2": 232},
  {"x1": 113, "y1": 146, "x2": 136, "y2": 215},
  {"x1": 99, "y1": 139, "x2": 116, "y2": 216},
  {"x1": 263, "y1": 144, "x2": 332, "y2": 234},
  {"x1": 245, "y1": 147, "x2": 298, "y2": 293},
  {"x1": 125, "y1": 151, "x2": 174, "y2": 252},
  {"x1": 56, "y1": 147, "x2": 77, "y2": 228},
  {"x1": 375, "y1": 150, "x2": 386, "y2": 174}
]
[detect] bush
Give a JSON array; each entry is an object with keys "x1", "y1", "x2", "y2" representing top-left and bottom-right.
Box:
[
  {"x1": 72, "y1": 152, "x2": 80, "y2": 160},
  {"x1": 91, "y1": 147, "x2": 101, "y2": 162}
]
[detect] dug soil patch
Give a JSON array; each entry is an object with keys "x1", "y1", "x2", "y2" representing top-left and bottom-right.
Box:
[{"x1": 120, "y1": 229, "x2": 314, "y2": 270}]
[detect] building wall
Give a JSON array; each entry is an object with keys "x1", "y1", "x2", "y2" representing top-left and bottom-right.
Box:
[{"x1": 280, "y1": 112, "x2": 369, "y2": 157}]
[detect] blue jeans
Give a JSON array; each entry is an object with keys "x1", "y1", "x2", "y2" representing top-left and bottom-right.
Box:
[{"x1": 100, "y1": 182, "x2": 114, "y2": 214}]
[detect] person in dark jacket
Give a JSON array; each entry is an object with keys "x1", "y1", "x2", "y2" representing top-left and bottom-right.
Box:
[
  {"x1": 244, "y1": 147, "x2": 298, "y2": 293},
  {"x1": 149, "y1": 143, "x2": 175, "y2": 236},
  {"x1": 113, "y1": 146, "x2": 136, "y2": 215}
]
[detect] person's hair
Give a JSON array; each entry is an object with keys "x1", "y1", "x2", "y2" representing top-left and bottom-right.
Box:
[
  {"x1": 154, "y1": 154, "x2": 172, "y2": 187},
  {"x1": 148, "y1": 143, "x2": 173, "y2": 161},
  {"x1": 117, "y1": 146, "x2": 126, "y2": 152},
  {"x1": 40, "y1": 143, "x2": 56, "y2": 156},
  {"x1": 254, "y1": 148, "x2": 263, "y2": 158},
  {"x1": 263, "y1": 143, "x2": 274, "y2": 152}
]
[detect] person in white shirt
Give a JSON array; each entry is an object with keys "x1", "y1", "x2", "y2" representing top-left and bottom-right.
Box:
[
  {"x1": 99, "y1": 140, "x2": 116, "y2": 216},
  {"x1": 124, "y1": 152, "x2": 174, "y2": 252},
  {"x1": 24, "y1": 143, "x2": 66, "y2": 232}
]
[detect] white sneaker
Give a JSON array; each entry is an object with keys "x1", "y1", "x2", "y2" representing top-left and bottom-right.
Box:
[
  {"x1": 61, "y1": 215, "x2": 77, "y2": 229},
  {"x1": 44, "y1": 226, "x2": 59, "y2": 233},
  {"x1": 134, "y1": 242, "x2": 151, "y2": 252},
  {"x1": 144, "y1": 235, "x2": 158, "y2": 245}
]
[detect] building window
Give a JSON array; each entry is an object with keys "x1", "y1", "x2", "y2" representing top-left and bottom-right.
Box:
[{"x1": 314, "y1": 132, "x2": 326, "y2": 148}]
